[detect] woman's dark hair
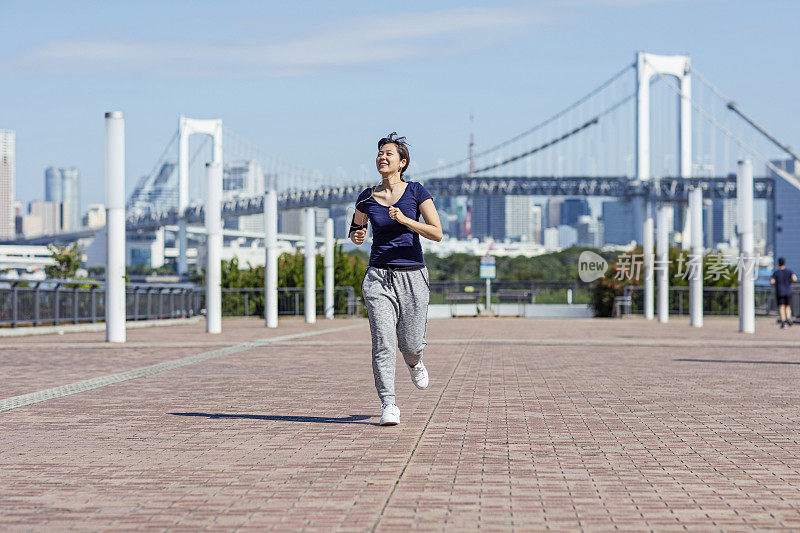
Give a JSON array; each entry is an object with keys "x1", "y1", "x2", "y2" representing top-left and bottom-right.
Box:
[{"x1": 378, "y1": 132, "x2": 411, "y2": 176}]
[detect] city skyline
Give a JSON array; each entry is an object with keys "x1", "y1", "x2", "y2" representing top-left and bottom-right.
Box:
[{"x1": 1, "y1": 1, "x2": 798, "y2": 212}]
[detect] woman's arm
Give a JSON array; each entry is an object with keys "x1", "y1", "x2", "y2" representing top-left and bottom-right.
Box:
[
  {"x1": 350, "y1": 210, "x2": 368, "y2": 245},
  {"x1": 388, "y1": 199, "x2": 443, "y2": 242}
]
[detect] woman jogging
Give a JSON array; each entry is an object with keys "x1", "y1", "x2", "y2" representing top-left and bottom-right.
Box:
[{"x1": 349, "y1": 132, "x2": 443, "y2": 426}]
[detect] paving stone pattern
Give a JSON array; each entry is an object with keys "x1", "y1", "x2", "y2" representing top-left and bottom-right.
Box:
[{"x1": 1, "y1": 317, "x2": 799, "y2": 531}]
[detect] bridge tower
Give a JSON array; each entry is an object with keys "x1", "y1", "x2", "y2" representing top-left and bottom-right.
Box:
[
  {"x1": 177, "y1": 116, "x2": 223, "y2": 276},
  {"x1": 635, "y1": 52, "x2": 692, "y2": 321}
]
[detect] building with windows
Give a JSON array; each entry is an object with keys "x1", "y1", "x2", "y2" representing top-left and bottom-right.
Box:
[
  {"x1": 29, "y1": 200, "x2": 61, "y2": 235},
  {"x1": 471, "y1": 195, "x2": 506, "y2": 240},
  {"x1": 773, "y1": 159, "x2": 800, "y2": 270},
  {"x1": 545, "y1": 198, "x2": 563, "y2": 229},
  {"x1": 712, "y1": 198, "x2": 736, "y2": 246},
  {"x1": 560, "y1": 198, "x2": 590, "y2": 226},
  {"x1": 44, "y1": 166, "x2": 81, "y2": 231},
  {"x1": 601, "y1": 200, "x2": 635, "y2": 245},
  {"x1": 0, "y1": 130, "x2": 15, "y2": 240},
  {"x1": 576, "y1": 215, "x2": 602, "y2": 248},
  {"x1": 223, "y1": 160, "x2": 265, "y2": 234},
  {"x1": 504, "y1": 196, "x2": 542, "y2": 243}
]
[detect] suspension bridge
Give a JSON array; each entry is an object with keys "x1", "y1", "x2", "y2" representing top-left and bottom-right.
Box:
[{"x1": 123, "y1": 51, "x2": 797, "y2": 228}]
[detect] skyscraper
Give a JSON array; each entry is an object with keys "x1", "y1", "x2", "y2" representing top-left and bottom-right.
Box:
[
  {"x1": 545, "y1": 198, "x2": 563, "y2": 228},
  {"x1": 223, "y1": 160, "x2": 265, "y2": 233},
  {"x1": 504, "y1": 196, "x2": 542, "y2": 243},
  {"x1": 29, "y1": 200, "x2": 61, "y2": 235},
  {"x1": 45, "y1": 166, "x2": 61, "y2": 203},
  {"x1": 0, "y1": 130, "x2": 14, "y2": 239},
  {"x1": 772, "y1": 159, "x2": 800, "y2": 271},
  {"x1": 60, "y1": 167, "x2": 80, "y2": 231},
  {"x1": 471, "y1": 196, "x2": 506, "y2": 240},
  {"x1": 711, "y1": 198, "x2": 736, "y2": 246},
  {"x1": 576, "y1": 215, "x2": 602, "y2": 248},
  {"x1": 44, "y1": 166, "x2": 81, "y2": 231},
  {"x1": 560, "y1": 198, "x2": 591, "y2": 226},
  {"x1": 601, "y1": 200, "x2": 635, "y2": 245}
]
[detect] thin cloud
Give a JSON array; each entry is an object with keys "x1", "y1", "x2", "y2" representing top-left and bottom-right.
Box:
[{"x1": 7, "y1": 7, "x2": 542, "y2": 78}]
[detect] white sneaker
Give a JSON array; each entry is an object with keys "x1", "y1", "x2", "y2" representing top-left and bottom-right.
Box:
[
  {"x1": 409, "y1": 361, "x2": 429, "y2": 389},
  {"x1": 380, "y1": 403, "x2": 400, "y2": 426}
]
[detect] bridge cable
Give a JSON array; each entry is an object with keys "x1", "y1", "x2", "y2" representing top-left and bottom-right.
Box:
[
  {"x1": 692, "y1": 67, "x2": 800, "y2": 162},
  {"x1": 417, "y1": 62, "x2": 635, "y2": 177},
  {"x1": 126, "y1": 129, "x2": 179, "y2": 208},
  {"x1": 467, "y1": 91, "x2": 635, "y2": 176},
  {"x1": 223, "y1": 127, "x2": 338, "y2": 185},
  {"x1": 647, "y1": 60, "x2": 798, "y2": 187}
]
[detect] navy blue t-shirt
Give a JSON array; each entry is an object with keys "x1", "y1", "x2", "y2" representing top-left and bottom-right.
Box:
[
  {"x1": 771, "y1": 268, "x2": 794, "y2": 297},
  {"x1": 355, "y1": 181, "x2": 433, "y2": 267}
]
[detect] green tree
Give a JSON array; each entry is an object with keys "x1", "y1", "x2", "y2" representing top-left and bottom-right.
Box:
[
  {"x1": 193, "y1": 246, "x2": 368, "y2": 297},
  {"x1": 45, "y1": 243, "x2": 82, "y2": 279},
  {"x1": 591, "y1": 247, "x2": 739, "y2": 317}
]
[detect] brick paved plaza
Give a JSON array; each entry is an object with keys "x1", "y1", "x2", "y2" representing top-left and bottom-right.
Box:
[{"x1": 1, "y1": 316, "x2": 800, "y2": 531}]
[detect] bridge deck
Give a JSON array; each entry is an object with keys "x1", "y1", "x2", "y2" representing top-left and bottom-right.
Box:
[{"x1": 2, "y1": 317, "x2": 799, "y2": 530}]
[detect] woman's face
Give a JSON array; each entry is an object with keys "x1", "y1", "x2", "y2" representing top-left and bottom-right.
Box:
[{"x1": 376, "y1": 143, "x2": 406, "y2": 177}]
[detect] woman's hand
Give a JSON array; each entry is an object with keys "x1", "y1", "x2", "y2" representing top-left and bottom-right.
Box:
[
  {"x1": 350, "y1": 228, "x2": 367, "y2": 245},
  {"x1": 388, "y1": 206, "x2": 410, "y2": 225}
]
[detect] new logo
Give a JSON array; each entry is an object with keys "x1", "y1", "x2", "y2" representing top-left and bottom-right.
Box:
[{"x1": 578, "y1": 251, "x2": 608, "y2": 283}]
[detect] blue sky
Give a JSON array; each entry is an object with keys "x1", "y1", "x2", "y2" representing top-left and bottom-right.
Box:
[{"x1": 1, "y1": 0, "x2": 798, "y2": 212}]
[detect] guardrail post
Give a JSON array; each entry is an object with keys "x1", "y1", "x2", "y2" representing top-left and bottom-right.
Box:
[
  {"x1": 133, "y1": 287, "x2": 139, "y2": 321},
  {"x1": 34, "y1": 282, "x2": 41, "y2": 326},
  {"x1": 304, "y1": 207, "x2": 316, "y2": 323},
  {"x1": 324, "y1": 218, "x2": 334, "y2": 319},
  {"x1": 11, "y1": 283, "x2": 18, "y2": 328},
  {"x1": 72, "y1": 285, "x2": 79, "y2": 324},
  {"x1": 54, "y1": 284, "x2": 60, "y2": 326},
  {"x1": 90, "y1": 286, "x2": 97, "y2": 323},
  {"x1": 656, "y1": 203, "x2": 670, "y2": 323},
  {"x1": 159, "y1": 289, "x2": 164, "y2": 319}
]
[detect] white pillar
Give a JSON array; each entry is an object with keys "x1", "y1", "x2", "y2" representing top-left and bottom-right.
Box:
[
  {"x1": 636, "y1": 53, "x2": 651, "y2": 183},
  {"x1": 304, "y1": 207, "x2": 316, "y2": 323},
  {"x1": 657, "y1": 204, "x2": 670, "y2": 323},
  {"x1": 177, "y1": 118, "x2": 189, "y2": 275},
  {"x1": 679, "y1": 64, "x2": 693, "y2": 253},
  {"x1": 264, "y1": 189, "x2": 278, "y2": 328},
  {"x1": 689, "y1": 187, "x2": 704, "y2": 327},
  {"x1": 643, "y1": 205, "x2": 655, "y2": 320},
  {"x1": 105, "y1": 111, "x2": 126, "y2": 343},
  {"x1": 738, "y1": 160, "x2": 755, "y2": 334},
  {"x1": 324, "y1": 218, "x2": 334, "y2": 320},
  {"x1": 680, "y1": 63, "x2": 692, "y2": 180},
  {"x1": 205, "y1": 162, "x2": 222, "y2": 334}
]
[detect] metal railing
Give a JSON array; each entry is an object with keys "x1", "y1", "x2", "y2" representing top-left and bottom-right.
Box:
[
  {"x1": 0, "y1": 278, "x2": 199, "y2": 328},
  {"x1": 621, "y1": 285, "x2": 796, "y2": 317},
  {"x1": 193, "y1": 286, "x2": 360, "y2": 318},
  {"x1": 429, "y1": 280, "x2": 592, "y2": 306}
]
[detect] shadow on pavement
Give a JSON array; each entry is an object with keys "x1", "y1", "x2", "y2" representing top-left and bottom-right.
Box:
[
  {"x1": 675, "y1": 358, "x2": 800, "y2": 365},
  {"x1": 170, "y1": 412, "x2": 377, "y2": 425}
]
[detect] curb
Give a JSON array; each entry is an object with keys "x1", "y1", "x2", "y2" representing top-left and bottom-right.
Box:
[{"x1": 0, "y1": 316, "x2": 203, "y2": 338}]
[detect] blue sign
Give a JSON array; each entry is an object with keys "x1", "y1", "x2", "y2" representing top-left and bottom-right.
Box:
[{"x1": 480, "y1": 255, "x2": 496, "y2": 279}]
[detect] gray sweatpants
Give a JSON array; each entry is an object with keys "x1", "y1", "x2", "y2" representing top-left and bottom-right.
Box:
[{"x1": 362, "y1": 266, "x2": 430, "y2": 406}]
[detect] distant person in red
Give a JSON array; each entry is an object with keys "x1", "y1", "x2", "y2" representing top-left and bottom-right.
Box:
[{"x1": 770, "y1": 257, "x2": 797, "y2": 329}]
